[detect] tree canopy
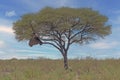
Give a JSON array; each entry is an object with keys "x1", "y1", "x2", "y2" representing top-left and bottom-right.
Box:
[{"x1": 13, "y1": 7, "x2": 111, "y2": 69}]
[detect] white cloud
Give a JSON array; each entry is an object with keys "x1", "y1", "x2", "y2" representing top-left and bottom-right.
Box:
[
  {"x1": 0, "y1": 49, "x2": 57, "y2": 60},
  {"x1": 0, "y1": 53, "x2": 29, "y2": 60},
  {"x1": 5, "y1": 10, "x2": 16, "y2": 17},
  {"x1": 14, "y1": 49, "x2": 44, "y2": 53},
  {"x1": 0, "y1": 26, "x2": 14, "y2": 34},
  {"x1": 0, "y1": 18, "x2": 14, "y2": 34},
  {"x1": 89, "y1": 41, "x2": 119, "y2": 49},
  {"x1": 0, "y1": 52, "x2": 57, "y2": 60}
]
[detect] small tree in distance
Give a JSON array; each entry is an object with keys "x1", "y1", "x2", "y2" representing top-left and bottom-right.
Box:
[{"x1": 13, "y1": 7, "x2": 111, "y2": 70}]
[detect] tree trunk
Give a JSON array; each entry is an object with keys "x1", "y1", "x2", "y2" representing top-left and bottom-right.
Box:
[{"x1": 63, "y1": 53, "x2": 68, "y2": 70}]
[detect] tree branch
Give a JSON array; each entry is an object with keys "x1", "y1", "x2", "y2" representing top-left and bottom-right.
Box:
[
  {"x1": 43, "y1": 42, "x2": 60, "y2": 50},
  {"x1": 70, "y1": 27, "x2": 85, "y2": 40}
]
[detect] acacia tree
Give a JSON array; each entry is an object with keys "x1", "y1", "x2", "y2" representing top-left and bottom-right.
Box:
[{"x1": 13, "y1": 7, "x2": 111, "y2": 70}]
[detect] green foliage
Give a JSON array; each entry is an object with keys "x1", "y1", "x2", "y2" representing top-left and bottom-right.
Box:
[
  {"x1": 13, "y1": 13, "x2": 36, "y2": 41},
  {"x1": 13, "y1": 7, "x2": 111, "y2": 42}
]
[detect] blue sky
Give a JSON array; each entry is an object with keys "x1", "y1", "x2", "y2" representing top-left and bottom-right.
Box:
[{"x1": 0, "y1": 0, "x2": 120, "y2": 59}]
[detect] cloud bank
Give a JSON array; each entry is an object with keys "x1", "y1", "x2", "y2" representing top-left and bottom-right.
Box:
[
  {"x1": 0, "y1": 26, "x2": 14, "y2": 34},
  {"x1": 89, "y1": 41, "x2": 119, "y2": 49}
]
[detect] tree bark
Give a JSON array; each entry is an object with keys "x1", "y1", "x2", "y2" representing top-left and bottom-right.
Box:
[{"x1": 63, "y1": 53, "x2": 68, "y2": 70}]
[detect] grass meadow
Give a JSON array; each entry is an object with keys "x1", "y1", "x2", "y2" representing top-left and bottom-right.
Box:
[{"x1": 0, "y1": 58, "x2": 120, "y2": 80}]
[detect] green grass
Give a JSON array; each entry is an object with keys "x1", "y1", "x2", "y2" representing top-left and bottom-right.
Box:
[{"x1": 0, "y1": 58, "x2": 120, "y2": 80}]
